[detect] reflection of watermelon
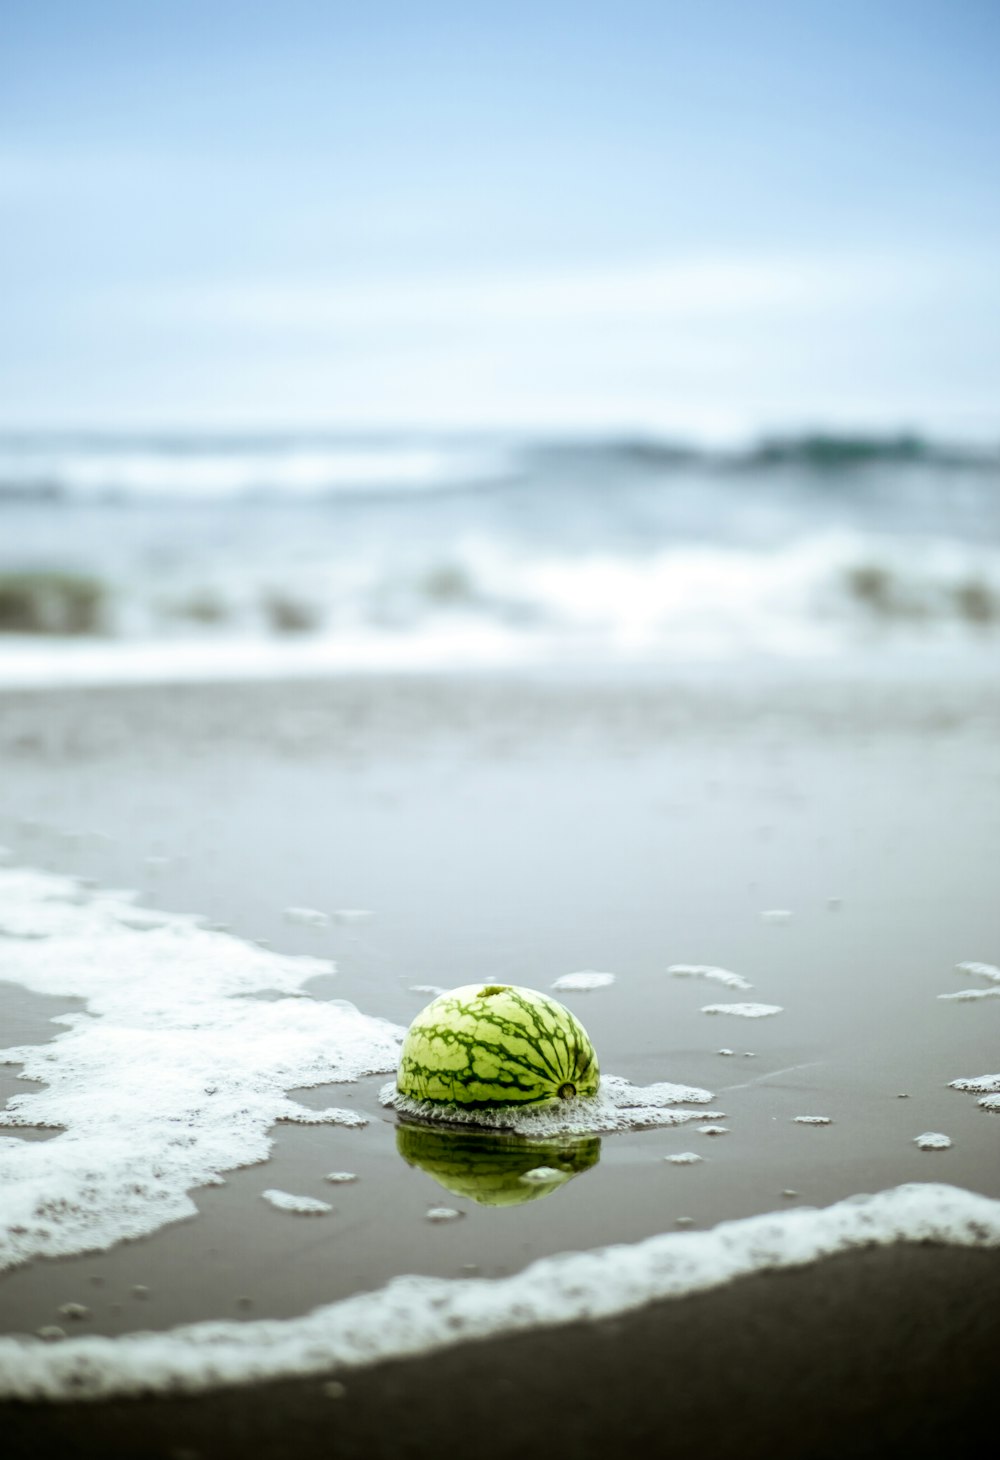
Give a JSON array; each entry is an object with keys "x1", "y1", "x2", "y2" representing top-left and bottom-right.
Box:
[
  {"x1": 397, "y1": 1122, "x2": 601, "y2": 1207},
  {"x1": 397, "y1": 984, "x2": 600, "y2": 1109}
]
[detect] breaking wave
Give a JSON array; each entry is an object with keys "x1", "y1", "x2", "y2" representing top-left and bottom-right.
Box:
[{"x1": 2, "y1": 432, "x2": 998, "y2": 682}]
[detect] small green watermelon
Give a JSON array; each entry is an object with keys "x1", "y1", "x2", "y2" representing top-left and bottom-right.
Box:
[
  {"x1": 397, "y1": 1122, "x2": 601, "y2": 1206},
  {"x1": 396, "y1": 982, "x2": 600, "y2": 1109}
]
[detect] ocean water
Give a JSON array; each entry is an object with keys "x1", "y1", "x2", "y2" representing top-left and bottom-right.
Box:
[
  {"x1": 1, "y1": 433, "x2": 998, "y2": 684},
  {"x1": 2, "y1": 831, "x2": 1000, "y2": 1394}
]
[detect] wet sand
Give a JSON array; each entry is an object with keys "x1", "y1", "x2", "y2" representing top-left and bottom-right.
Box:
[
  {"x1": 5, "y1": 1242, "x2": 999, "y2": 1460},
  {"x1": 2, "y1": 665, "x2": 999, "y2": 1455}
]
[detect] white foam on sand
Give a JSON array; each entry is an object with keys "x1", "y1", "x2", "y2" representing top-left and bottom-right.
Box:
[
  {"x1": 793, "y1": 1116, "x2": 832, "y2": 1126},
  {"x1": 1, "y1": 1182, "x2": 997, "y2": 1402},
  {"x1": 955, "y1": 962, "x2": 1000, "y2": 983},
  {"x1": 668, "y1": 965, "x2": 753, "y2": 991},
  {"x1": 261, "y1": 1190, "x2": 332, "y2": 1215},
  {"x1": 914, "y1": 1133, "x2": 952, "y2": 1151},
  {"x1": 701, "y1": 1003, "x2": 783, "y2": 1018},
  {"x1": 0, "y1": 868, "x2": 403, "y2": 1274},
  {"x1": 279, "y1": 1106, "x2": 368, "y2": 1127},
  {"x1": 382, "y1": 1075, "x2": 719, "y2": 1138},
  {"x1": 950, "y1": 1073, "x2": 1000, "y2": 1114},
  {"x1": 940, "y1": 962, "x2": 1000, "y2": 1001},
  {"x1": 283, "y1": 906, "x2": 330, "y2": 929},
  {"x1": 949, "y1": 1074, "x2": 1000, "y2": 1092},
  {"x1": 938, "y1": 988, "x2": 1000, "y2": 1002},
  {"x1": 551, "y1": 971, "x2": 616, "y2": 992}
]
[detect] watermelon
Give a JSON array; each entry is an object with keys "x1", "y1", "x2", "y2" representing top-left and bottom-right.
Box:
[
  {"x1": 396, "y1": 983, "x2": 600, "y2": 1109},
  {"x1": 397, "y1": 1122, "x2": 600, "y2": 1207}
]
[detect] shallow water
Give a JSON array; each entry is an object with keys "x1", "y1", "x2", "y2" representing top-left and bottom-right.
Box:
[{"x1": 1, "y1": 671, "x2": 998, "y2": 1343}]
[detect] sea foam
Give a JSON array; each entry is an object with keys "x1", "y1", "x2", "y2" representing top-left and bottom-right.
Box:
[
  {"x1": 955, "y1": 962, "x2": 1000, "y2": 983},
  {"x1": 668, "y1": 965, "x2": 753, "y2": 991},
  {"x1": 950, "y1": 1073, "x2": 1000, "y2": 1113},
  {"x1": 0, "y1": 1182, "x2": 997, "y2": 1402},
  {"x1": 0, "y1": 868, "x2": 402, "y2": 1274},
  {"x1": 551, "y1": 971, "x2": 616, "y2": 992},
  {"x1": 701, "y1": 1002, "x2": 783, "y2": 1018},
  {"x1": 383, "y1": 1075, "x2": 720, "y2": 1138}
]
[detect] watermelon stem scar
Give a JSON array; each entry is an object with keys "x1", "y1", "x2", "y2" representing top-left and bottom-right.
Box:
[{"x1": 397, "y1": 983, "x2": 600, "y2": 1112}]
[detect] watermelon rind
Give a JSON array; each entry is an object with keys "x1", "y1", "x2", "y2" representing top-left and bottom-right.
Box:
[{"x1": 396, "y1": 983, "x2": 600, "y2": 1110}]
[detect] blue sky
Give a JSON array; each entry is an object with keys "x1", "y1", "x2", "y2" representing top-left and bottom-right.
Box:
[{"x1": 2, "y1": 1, "x2": 998, "y2": 438}]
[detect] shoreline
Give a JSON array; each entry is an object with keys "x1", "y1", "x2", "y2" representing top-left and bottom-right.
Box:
[
  {"x1": 0, "y1": 637, "x2": 998, "y2": 696},
  {"x1": 3, "y1": 1180, "x2": 999, "y2": 1404},
  {"x1": 3, "y1": 665, "x2": 998, "y2": 1456},
  {"x1": 5, "y1": 1238, "x2": 999, "y2": 1459}
]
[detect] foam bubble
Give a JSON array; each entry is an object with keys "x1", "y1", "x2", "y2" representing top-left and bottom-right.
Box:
[
  {"x1": 914, "y1": 1133, "x2": 952, "y2": 1151},
  {"x1": 663, "y1": 1152, "x2": 703, "y2": 1165},
  {"x1": 279, "y1": 1106, "x2": 368, "y2": 1127},
  {"x1": 949, "y1": 1073, "x2": 1000, "y2": 1093},
  {"x1": 262, "y1": 1190, "x2": 332, "y2": 1215},
  {"x1": 382, "y1": 1074, "x2": 718, "y2": 1138},
  {"x1": 794, "y1": 1116, "x2": 832, "y2": 1126},
  {"x1": 668, "y1": 965, "x2": 753, "y2": 991},
  {"x1": 283, "y1": 907, "x2": 330, "y2": 929},
  {"x1": 701, "y1": 1003, "x2": 783, "y2": 1018},
  {"x1": 3, "y1": 1183, "x2": 995, "y2": 1402},
  {"x1": 937, "y1": 988, "x2": 1000, "y2": 1002},
  {"x1": 949, "y1": 1073, "x2": 1000, "y2": 1114},
  {"x1": 955, "y1": 962, "x2": 1000, "y2": 983},
  {"x1": 551, "y1": 971, "x2": 616, "y2": 992},
  {"x1": 0, "y1": 868, "x2": 402, "y2": 1274}
]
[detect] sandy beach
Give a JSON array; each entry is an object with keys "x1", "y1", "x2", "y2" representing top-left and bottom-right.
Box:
[{"x1": 1, "y1": 665, "x2": 998, "y2": 1456}]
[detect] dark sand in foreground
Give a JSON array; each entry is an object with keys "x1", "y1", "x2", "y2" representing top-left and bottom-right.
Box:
[
  {"x1": 2, "y1": 666, "x2": 999, "y2": 1456},
  {"x1": 5, "y1": 1242, "x2": 999, "y2": 1460}
]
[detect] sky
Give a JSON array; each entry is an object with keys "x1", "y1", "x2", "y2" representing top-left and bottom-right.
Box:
[{"x1": 1, "y1": 0, "x2": 999, "y2": 439}]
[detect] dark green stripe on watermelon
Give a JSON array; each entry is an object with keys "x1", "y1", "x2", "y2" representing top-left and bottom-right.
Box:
[{"x1": 397, "y1": 983, "x2": 600, "y2": 1109}]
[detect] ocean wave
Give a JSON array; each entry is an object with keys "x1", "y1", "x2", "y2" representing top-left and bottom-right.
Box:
[
  {"x1": 0, "y1": 529, "x2": 997, "y2": 687},
  {"x1": 1, "y1": 431, "x2": 996, "y2": 503},
  {"x1": 0, "y1": 436, "x2": 518, "y2": 501},
  {"x1": 1, "y1": 433, "x2": 997, "y2": 682}
]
